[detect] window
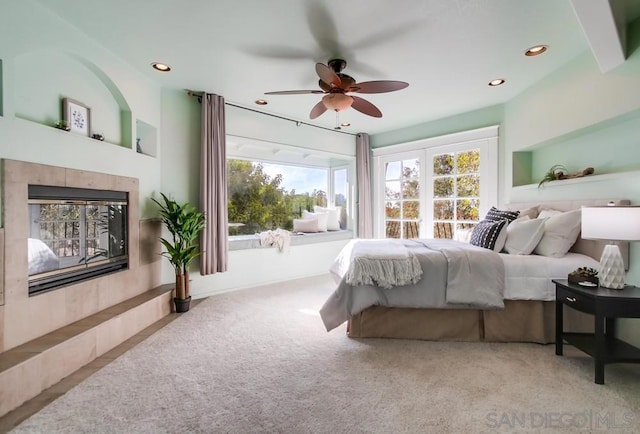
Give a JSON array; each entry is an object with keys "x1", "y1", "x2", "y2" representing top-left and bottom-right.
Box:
[
  {"x1": 332, "y1": 167, "x2": 349, "y2": 230},
  {"x1": 373, "y1": 126, "x2": 498, "y2": 240},
  {"x1": 226, "y1": 135, "x2": 354, "y2": 238},
  {"x1": 227, "y1": 159, "x2": 329, "y2": 235},
  {"x1": 429, "y1": 149, "x2": 480, "y2": 239},
  {"x1": 382, "y1": 156, "x2": 421, "y2": 238}
]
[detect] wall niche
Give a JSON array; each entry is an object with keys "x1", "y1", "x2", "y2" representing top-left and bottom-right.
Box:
[{"x1": 512, "y1": 109, "x2": 640, "y2": 188}]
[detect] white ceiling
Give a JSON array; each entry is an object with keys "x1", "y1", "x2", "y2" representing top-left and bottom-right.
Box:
[{"x1": 35, "y1": 0, "x2": 640, "y2": 135}]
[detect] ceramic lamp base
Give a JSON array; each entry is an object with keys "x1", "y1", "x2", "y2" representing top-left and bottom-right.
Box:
[{"x1": 599, "y1": 244, "x2": 625, "y2": 289}]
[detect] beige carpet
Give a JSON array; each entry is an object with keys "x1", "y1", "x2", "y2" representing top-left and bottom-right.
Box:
[{"x1": 11, "y1": 274, "x2": 640, "y2": 433}]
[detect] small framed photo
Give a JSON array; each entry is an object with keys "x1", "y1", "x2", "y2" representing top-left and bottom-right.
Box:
[{"x1": 63, "y1": 98, "x2": 91, "y2": 136}]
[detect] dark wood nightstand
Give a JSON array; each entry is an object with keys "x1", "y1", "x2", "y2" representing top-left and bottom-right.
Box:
[{"x1": 554, "y1": 279, "x2": 640, "y2": 384}]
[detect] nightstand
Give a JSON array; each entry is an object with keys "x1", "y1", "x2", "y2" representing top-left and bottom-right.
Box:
[{"x1": 554, "y1": 279, "x2": 640, "y2": 384}]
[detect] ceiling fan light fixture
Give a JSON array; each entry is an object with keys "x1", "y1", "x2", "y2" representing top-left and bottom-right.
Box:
[
  {"x1": 488, "y1": 78, "x2": 505, "y2": 86},
  {"x1": 525, "y1": 45, "x2": 548, "y2": 56},
  {"x1": 322, "y1": 93, "x2": 353, "y2": 111},
  {"x1": 151, "y1": 62, "x2": 171, "y2": 72}
]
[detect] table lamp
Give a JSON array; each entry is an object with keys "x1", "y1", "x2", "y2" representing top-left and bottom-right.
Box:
[{"x1": 581, "y1": 205, "x2": 640, "y2": 289}]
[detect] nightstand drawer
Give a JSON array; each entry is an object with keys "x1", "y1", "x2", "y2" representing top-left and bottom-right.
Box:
[{"x1": 556, "y1": 286, "x2": 593, "y2": 314}]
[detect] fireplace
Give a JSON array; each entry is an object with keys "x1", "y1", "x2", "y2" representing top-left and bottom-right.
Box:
[{"x1": 27, "y1": 185, "x2": 129, "y2": 295}]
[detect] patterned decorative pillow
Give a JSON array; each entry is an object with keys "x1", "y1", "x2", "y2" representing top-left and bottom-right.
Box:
[
  {"x1": 470, "y1": 219, "x2": 508, "y2": 252},
  {"x1": 485, "y1": 206, "x2": 520, "y2": 223}
]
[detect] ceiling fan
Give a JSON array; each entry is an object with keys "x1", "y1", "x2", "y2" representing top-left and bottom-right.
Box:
[{"x1": 265, "y1": 59, "x2": 409, "y2": 119}]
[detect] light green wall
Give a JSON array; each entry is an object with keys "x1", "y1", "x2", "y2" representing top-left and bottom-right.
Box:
[
  {"x1": 371, "y1": 104, "x2": 504, "y2": 149},
  {"x1": 0, "y1": 0, "x2": 162, "y2": 220},
  {"x1": 529, "y1": 111, "x2": 640, "y2": 181}
]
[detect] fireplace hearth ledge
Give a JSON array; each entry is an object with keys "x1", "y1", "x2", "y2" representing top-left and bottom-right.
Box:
[{"x1": 0, "y1": 284, "x2": 173, "y2": 418}]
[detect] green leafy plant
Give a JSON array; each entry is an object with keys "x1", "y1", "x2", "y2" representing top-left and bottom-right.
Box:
[
  {"x1": 538, "y1": 164, "x2": 567, "y2": 189},
  {"x1": 152, "y1": 193, "x2": 205, "y2": 301}
]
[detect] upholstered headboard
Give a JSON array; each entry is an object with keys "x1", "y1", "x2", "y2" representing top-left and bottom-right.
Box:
[{"x1": 503, "y1": 199, "x2": 631, "y2": 268}]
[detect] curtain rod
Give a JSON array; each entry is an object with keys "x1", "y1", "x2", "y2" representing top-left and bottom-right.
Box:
[{"x1": 186, "y1": 91, "x2": 357, "y2": 136}]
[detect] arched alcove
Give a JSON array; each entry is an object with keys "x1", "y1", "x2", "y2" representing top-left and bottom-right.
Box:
[{"x1": 13, "y1": 49, "x2": 135, "y2": 148}]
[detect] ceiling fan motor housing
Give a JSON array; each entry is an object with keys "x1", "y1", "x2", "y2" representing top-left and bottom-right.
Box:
[{"x1": 328, "y1": 58, "x2": 347, "y2": 73}]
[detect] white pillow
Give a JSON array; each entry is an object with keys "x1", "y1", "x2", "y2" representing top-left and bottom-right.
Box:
[
  {"x1": 516, "y1": 206, "x2": 539, "y2": 220},
  {"x1": 302, "y1": 210, "x2": 328, "y2": 232},
  {"x1": 504, "y1": 216, "x2": 547, "y2": 255},
  {"x1": 454, "y1": 228, "x2": 473, "y2": 243},
  {"x1": 537, "y1": 208, "x2": 563, "y2": 219},
  {"x1": 534, "y1": 209, "x2": 582, "y2": 257},
  {"x1": 313, "y1": 206, "x2": 341, "y2": 231},
  {"x1": 293, "y1": 218, "x2": 320, "y2": 233}
]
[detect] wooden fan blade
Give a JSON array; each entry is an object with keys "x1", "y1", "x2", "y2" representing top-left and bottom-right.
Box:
[
  {"x1": 351, "y1": 95, "x2": 383, "y2": 118},
  {"x1": 309, "y1": 101, "x2": 328, "y2": 119},
  {"x1": 349, "y1": 80, "x2": 409, "y2": 94},
  {"x1": 265, "y1": 90, "x2": 326, "y2": 95},
  {"x1": 315, "y1": 63, "x2": 341, "y2": 87}
]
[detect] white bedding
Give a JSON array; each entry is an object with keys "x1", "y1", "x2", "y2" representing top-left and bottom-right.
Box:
[
  {"x1": 321, "y1": 239, "x2": 601, "y2": 332},
  {"x1": 501, "y1": 252, "x2": 600, "y2": 301},
  {"x1": 321, "y1": 239, "x2": 505, "y2": 331},
  {"x1": 28, "y1": 238, "x2": 59, "y2": 275}
]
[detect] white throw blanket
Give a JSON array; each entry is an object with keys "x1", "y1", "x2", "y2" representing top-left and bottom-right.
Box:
[
  {"x1": 258, "y1": 229, "x2": 291, "y2": 253},
  {"x1": 341, "y1": 239, "x2": 422, "y2": 289}
]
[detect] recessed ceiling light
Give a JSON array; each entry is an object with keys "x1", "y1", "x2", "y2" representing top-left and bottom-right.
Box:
[
  {"x1": 525, "y1": 45, "x2": 548, "y2": 56},
  {"x1": 488, "y1": 79, "x2": 505, "y2": 86},
  {"x1": 151, "y1": 62, "x2": 171, "y2": 72},
  {"x1": 340, "y1": 122, "x2": 351, "y2": 127},
  {"x1": 255, "y1": 99, "x2": 268, "y2": 105}
]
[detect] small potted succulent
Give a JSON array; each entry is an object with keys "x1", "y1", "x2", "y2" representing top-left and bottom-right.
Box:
[{"x1": 152, "y1": 193, "x2": 205, "y2": 312}]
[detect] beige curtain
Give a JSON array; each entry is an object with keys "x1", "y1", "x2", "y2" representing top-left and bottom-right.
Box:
[
  {"x1": 356, "y1": 133, "x2": 373, "y2": 238},
  {"x1": 200, "y1": 93, "x2": 228, "y2": 274}
]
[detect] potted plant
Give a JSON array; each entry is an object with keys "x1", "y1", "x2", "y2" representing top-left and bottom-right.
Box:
[{"x1": 152, "y1": 193, "x2": 205, "y2": 312}]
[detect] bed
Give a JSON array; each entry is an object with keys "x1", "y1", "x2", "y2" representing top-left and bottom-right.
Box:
[{"x1": 319, "y1": 199, "x2": 630, "y2": 343}]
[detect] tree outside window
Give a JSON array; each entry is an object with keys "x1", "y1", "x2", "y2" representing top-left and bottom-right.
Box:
[
  {"x1": 432, "y1": 149, "x2": 480, "y2": 239},
  {"x1": 227, "y1": 159, "x2": 328, "y2": 235}
]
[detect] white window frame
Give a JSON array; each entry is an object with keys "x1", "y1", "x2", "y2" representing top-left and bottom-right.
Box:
[
  {"x1": 375, "y1": 150, "x2": 425, "y2": 238},
  {"x1": 372, "y1": 126, "x2": 499, "y2": 239},
  {"x1": 226, "y1": 135, "x2": 356, "y2": 247}
]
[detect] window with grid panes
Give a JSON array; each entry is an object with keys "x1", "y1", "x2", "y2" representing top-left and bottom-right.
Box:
[
  {"x1": 431, "y1": 149, "x2": 480, "y2": 239},
  {"x1": 383, "y1": 158, "x2": 420, "y2": 239}
]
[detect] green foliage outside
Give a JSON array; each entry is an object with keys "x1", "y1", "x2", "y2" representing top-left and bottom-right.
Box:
[
  {"x1": 384, "y1": 150, "x2": 481, "y2": 239},
  {"x1": 227, "y1": 159, "x2": 327, "y2": 235}
]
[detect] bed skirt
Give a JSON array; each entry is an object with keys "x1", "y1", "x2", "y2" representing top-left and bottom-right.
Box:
[{"x1": 346, "y1": 300, "x2": 593, "y2": 344}]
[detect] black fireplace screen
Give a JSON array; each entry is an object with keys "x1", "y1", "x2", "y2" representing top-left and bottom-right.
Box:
[{"x1": 27, "y1": 185, "x2": 129, "y2": 295}]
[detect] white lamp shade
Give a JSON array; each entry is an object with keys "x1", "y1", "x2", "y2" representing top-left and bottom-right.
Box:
[{"x1": 581, "y1": 206, "x2": 640, "y2": 241}]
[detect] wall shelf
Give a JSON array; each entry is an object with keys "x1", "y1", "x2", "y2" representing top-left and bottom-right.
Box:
[{"x1": 512, "y1": 170, "x2": 640, "y2": 192}]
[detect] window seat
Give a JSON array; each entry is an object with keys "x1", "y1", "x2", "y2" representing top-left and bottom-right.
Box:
[{"x1": 229, "y1": 230, "x2": 353, "y2": 251}]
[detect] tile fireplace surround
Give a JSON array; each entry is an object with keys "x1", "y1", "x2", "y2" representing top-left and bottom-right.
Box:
[{"x1": 0, "y1": 159, "x2": 169, "y2": 416}]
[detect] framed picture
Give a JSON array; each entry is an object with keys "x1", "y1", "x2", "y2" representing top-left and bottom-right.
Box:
[{"x1": 62, "y1": 98, "x2": 91, "y2": 136}]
